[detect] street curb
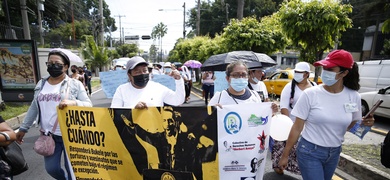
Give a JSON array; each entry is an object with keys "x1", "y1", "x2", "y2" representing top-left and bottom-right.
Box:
[
  {"x1": 338, "y1": 153, "x2": 390, "y2": 180},
  {"x1": 6, "y1": 112, "x2": 27, "y2": 130}
]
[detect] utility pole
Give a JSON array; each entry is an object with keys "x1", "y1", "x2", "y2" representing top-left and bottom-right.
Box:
[
  {"x1": 196, "y1": 0, "x2": 200, "y2": 36},
  {"x1": 109, "y1": 25, "x2": 112, "y2": 48},
  {"x1": 122, "y1": 27, "x2": 124, "y2": 44},
  {"x1": 99, "y1": 0, "x2": 104, "y2": 47},
  {"x1": 71, "y1": 1, "x2": 76, "y2": 46},
  {"x1": 20, "y1": 0, "x2": 31, "y2": 39},
  {"x1": 37, "y1": 0, "x2": 44, "y2": 46},
  {"x1": 182, "y1": 2, "x2": 186, "y2": 39},
  {"x1": 114, "y1": 15, "x2": 125, "y2": 45}
]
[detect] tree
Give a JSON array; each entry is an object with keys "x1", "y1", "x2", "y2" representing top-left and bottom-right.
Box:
[
  {"x1": 116, "y1": 44, "x2": 138, "y2": 57},
  {"x1": 151, "y1": 22, "x2": 168, "y2": 62},
  {"x1": 277, "y1": 0, "x2": 352, "y2": 82},
  {"x1": 149, "y1": 44, "x2": 158, "y2": 63},
  {"x1": 187, "y1": 0, "x2": 283, "y2": 37},
  {"x1": 221, "y1": 16, "x2": 287, "y2": 54},
  {"x1": 237, "y1": 0, "x2": 245, "y2": 20},
  {"x1": 81, "y1": 35, "x2": 110, "y2": 73}
]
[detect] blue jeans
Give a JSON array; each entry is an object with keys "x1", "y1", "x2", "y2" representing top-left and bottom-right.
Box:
[
  {"x1": 44, "y1": 135, "x2": 72, "y2": 180},
  {"x1": 297, "y1": 138, "x2": 341, "y2": 180}
]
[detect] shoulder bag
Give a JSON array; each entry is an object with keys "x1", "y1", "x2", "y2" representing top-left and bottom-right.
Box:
[
  {"x1": 381, "y1": 130, "x2": 390, "y2": 168},
  {"x1": 0, "y1": 141, "x2": 29, "y2": 175},
  {"x1": 33, "y1": 121, "x2": 57, "y2": 156}
]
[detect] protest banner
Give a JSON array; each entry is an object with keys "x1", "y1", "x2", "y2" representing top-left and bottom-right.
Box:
[
  {"x1": 57, "y1": 103, "x2": 271, "y2": 180},
  {"x1": 99, "y1": 71, "x2": 175, "y2": 98},
  {"x1": 99, "y1": 70, "x2": 127, "y2": 98},
  {"x1": 217, "y1": 103, "x2": 272, "y2": 179}
]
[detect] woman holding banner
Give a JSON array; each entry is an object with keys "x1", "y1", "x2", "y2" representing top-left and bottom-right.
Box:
[
  {"x1": 278, "y1": 50, "x2": 375, "y2": 180},
  {"x1": 208, "y1": 60, "x2": 278, "y2": 111},
  {"x1": 16, "y1": 49, "x2": 92, "y2": 180}
]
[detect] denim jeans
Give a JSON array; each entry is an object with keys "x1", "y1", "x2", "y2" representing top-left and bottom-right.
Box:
[
  {"x1": 44, "y1": 135, "x2": 72, "y2": 180},
  {"x1": 202, "y1": 84, "x2": 214, "y2": 105},
  {"x1": 297, "y1": 138, "x2": 341, "y2": 180}
]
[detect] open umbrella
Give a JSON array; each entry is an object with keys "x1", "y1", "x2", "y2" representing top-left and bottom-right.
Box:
[
  {"x1": 201, "y1": 51, "x2": 276, "y2": 71},
  {"x1": 183, "y1": 60, "x2": 202, "y2": 68},
  {"x1": 51, "y1": 48, "x2": 83, "y2": 63}
]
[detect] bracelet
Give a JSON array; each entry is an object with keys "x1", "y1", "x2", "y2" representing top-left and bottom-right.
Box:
[{"x1": 0, "y1": 132, "x2": 10, "y2": 141}]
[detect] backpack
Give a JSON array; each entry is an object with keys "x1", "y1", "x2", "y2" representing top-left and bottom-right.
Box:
[{"x1": 381, "y1": 131, "x2": 390, "y2": 168}]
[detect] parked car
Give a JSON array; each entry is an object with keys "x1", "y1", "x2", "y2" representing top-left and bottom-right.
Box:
[
  {"x1": 263, "y1": 69, "x2": 322, "y2": 96},
  {"x1": 360, "y1": 86, "x2": 390, "y2": 118}
]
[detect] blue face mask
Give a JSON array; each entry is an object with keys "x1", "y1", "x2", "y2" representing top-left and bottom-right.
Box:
[
  {"x1": 321, "y1": 70, "x2": 341, "y2": 86},
  {"x1": 230, "y1": 78, "x2": 248, "y2": 92}
]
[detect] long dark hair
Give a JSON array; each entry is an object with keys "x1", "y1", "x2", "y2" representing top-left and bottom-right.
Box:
[{"x1": 341, "y1": 62, "x2": 360, "y2": 91}]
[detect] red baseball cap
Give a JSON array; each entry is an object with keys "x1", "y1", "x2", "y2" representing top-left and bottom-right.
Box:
[{"x1": 314, "y1": 50, "x2": 353, "y2": 69}]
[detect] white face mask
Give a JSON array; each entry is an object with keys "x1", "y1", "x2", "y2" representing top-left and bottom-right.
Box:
[
  {"x1": 252, "y1": 77, "x2": 259, "y2": 83},
  {"x1": 321, "y1": 70, "x2": 341, "y2": 86},
  {"x1": 293, "y1": 72, "x2": 305, "y2": 83}
]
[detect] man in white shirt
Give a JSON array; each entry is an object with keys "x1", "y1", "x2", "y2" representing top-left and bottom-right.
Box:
[
  {"x1": 247, "y1": 66, "x2": 269, "y2": 102},
  {"x1": 111, "y1": 56, "x2": 185, "y2": 109}
]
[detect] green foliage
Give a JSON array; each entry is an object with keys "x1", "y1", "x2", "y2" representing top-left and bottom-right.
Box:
[
  {"x1": 81, "y1": 35, "x2": 109, "y2": 69},
  {"x1": 47, "y1": 20, "x2": 93, "y2": 42},
  {"x1": 187, "y1": 0, "x2": 283, "y2": 37},
  {"x1": 221, "y1": 16, "x2": 287, "y2": 54},
  {"x1": 116, "y1": 44, "x2": 139, "y2": 58},
  {"x1": 277, "y1": 0, "x2": 352, "y2": 63},
  {"x1": 380, "y1": 39, "x2": 390, "y2": 55},
  {"x1": 1, "y1": 103, "x2": 30, "y2": 121},
  {"x1": 149, "y1": 45, "x2": 158, "y2": 63}
]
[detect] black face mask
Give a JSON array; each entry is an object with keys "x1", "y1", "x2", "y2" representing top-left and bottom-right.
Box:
[
  {"x1": 132, "y1": 74, "x2": 149, "y2": 87},
  {"x1": 71, "y1": 69, "x2": 76, "y2": 73},
  {"x1": 47, "y1": 65, "x2": 64, "y2": 77}
]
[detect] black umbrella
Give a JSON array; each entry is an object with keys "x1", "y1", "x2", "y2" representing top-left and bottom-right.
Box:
[{"x1": 201, "y1": 51, "x2": 276, "y2": 71}]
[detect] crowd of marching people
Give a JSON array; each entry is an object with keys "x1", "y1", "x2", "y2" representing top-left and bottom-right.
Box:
[{"x1": 2, "y1": 48, "x2": 380, "y2": 180}]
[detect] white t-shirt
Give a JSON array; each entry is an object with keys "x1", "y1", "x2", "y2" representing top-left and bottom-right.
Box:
[
  {"x1": 249, "y1": 81, "x2": 269, "y2": 101},
  {"x1": 111, "y1": 79, "x2": 185, "y2": 108},
  {"x1": 152, "y1": 69, "x2": 162, "y2": 75},
  {"x1": 280, "y1": 81, "x2": 316, "y2": 121},
  {"x1": 209, "y1": 89, "x2": 262, "y2": 106},
  {"x1": 38, "y1": 82, "x2": 62, "y2": 135},
  {"x1": 291, "y1": 85, "x2": 361, "y2": 147}
]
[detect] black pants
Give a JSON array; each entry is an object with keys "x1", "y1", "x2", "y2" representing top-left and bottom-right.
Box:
[
  {"x1": 87, "y1": 82, "x2": 92, "y2": 95},
  {"x1": 202, "y1": 84, "x2": 214, "y2": 105}
]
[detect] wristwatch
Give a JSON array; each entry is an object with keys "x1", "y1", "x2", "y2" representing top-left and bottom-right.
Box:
[{"x1": 0, "y1": 132, "x2": 10, "y2": 141}]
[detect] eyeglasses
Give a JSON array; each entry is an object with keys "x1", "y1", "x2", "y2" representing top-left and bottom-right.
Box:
[
  {"x1": 230, "y1": 73, "x2": 248, "y2": 78},
  {"x1": 46, "y1": 62, "x2": 64, "y2": 68}
]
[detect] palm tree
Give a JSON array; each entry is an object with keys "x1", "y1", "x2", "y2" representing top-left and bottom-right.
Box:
[
  {"x1": 81, "y1": 35, "x2": 110, "y2": 76},
  {"x1": 151, "y1": 22, "x2": 168, "y2": 62}
]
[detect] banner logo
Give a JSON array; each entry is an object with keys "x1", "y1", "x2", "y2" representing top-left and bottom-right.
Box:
[
  {"x1": 161, "y1": 172, "x2": 175, "y2": 180},
  {"x1": 247, "y1": 114, "x2": 268, "y2": 127},
  {"x1": 224, "y1": 112, "x2": 242, "y2": 134}
]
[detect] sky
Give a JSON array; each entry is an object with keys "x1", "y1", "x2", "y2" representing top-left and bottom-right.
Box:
[{"x1": 105, "y1": 0, "x2": 197, "y2": 53}]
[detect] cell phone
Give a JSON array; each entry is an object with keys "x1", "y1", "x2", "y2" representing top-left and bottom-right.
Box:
[{"x1": 363, "y1": 99, "x2": 383, "y2": 119}]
